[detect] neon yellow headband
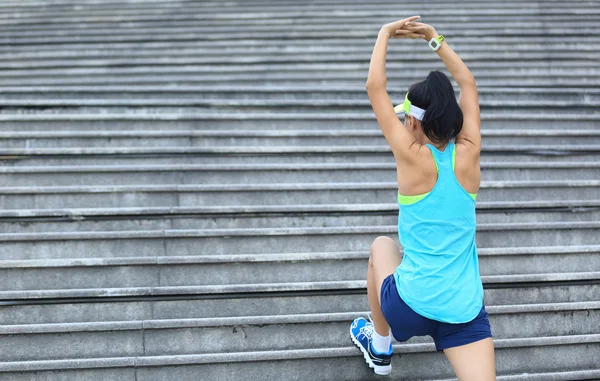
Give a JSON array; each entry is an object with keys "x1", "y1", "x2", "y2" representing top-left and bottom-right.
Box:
[{"x1": 394, "y1": 93, "x2": 426, "y2": 121}]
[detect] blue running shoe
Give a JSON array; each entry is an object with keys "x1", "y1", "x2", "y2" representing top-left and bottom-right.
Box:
[{"x1": 350, "y1": 316, "x2": 393, "y2": 375}]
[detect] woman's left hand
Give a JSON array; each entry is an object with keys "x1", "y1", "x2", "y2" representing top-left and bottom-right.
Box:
[{"x1": 381, "y1": 16, "x2": 426, "y2": 39}]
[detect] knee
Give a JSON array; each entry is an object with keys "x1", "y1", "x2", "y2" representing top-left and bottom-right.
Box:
[{"x1": 369, "y1": 236, "x2": 396, "y2": 266}]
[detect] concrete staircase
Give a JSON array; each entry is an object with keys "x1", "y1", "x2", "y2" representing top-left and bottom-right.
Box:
[{"x1": 0, "y1": 0, "x2": 599, "y2": 379}]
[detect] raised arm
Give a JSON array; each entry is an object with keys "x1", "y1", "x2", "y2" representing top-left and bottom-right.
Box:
[
  {"x1": 407, "y1": 21, "x2": 481, "y2": 151},
  {"x1": 365, "y1": 16, "x2": 424, "y2": 160}
]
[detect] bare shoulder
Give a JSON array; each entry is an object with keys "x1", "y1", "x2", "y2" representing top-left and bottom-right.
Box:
[
  {"x1": 398, "y1": 142, "x2": 438, "y2": 169},
  {"x1": 396, "y1": 142, "x2": 439, "y2": 195},
  {"x1": 454, "y1": 141, "x2": 481, "y2": 194}
]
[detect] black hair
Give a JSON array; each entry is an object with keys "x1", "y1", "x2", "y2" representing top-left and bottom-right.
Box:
[{"x1": 407, "y1": 70, "x2": 463, "y2": 145}]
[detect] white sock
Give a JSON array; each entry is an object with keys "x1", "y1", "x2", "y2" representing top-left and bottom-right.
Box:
[{"x1": 372, "y1": 330, "x2": 392, "y2": 354}]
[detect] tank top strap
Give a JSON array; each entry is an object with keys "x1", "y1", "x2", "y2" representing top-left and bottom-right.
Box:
[{"x1": 425, "y1": 142, "x2": 455, "y2": 174}]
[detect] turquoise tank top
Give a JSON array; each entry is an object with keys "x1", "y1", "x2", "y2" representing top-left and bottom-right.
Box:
[{"x1": 393, "y1": 142, "x2": 484, "y2": 324}]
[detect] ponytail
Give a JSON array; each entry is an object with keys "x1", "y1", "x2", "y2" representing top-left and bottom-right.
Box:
[{"x1": 407, "y1": 71, "x2": 463, "y2": 144}]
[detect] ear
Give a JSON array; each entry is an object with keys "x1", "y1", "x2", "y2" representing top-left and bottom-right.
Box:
[{"x1": 406, "y1": 115, "x2": 417, "y2": 130}]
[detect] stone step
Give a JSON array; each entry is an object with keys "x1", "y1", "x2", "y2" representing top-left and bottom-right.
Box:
[
  {"x1": 8, "y1": 7, "x2": 591, "y2": 21},
  {"x1": 0, "y1": 104, "x2": 594, "y2": 117},
  {"x1": 24, "y1": 19, "x2": 592, "y2": 32},
  {"x1": 0, "y1": 99, "x2": 598, "y2": 115},
  {"x1": 2, "y1": 270, "x2": 600, "y2": 301},
  {"x1": 437, "y1": 369, "x2": 600, "y2": 381},
  {"x1": 3, "y1": 28, "x2": 596, "y2": 46},
  {"x1": 0, "y1": 64, "x2": 593, "y2": 82},
  {"x1": 0, "y1": 46, "x2": 596, "y2": 68},
  {"x1": 1, "y1": 222, "x2": 598, "y2": 259},
  {"x1": 0, "y1": 36, "x2": 595, "y2": 55},
  {"x1": 0, "y1": 95, "x2": 595, "y2": 109},
  {"x1": 0, "y1": 303, "x2": 598, "y2": 363},
  {"x1": 3, "y1": 152, "x2": 599, "y2": 167},
  {"x1": 2, "y1": 281, "x2": 599, "y2": 325},
  {"x1": 0, "y1": 75, "x2": 593, "y2": 92},
  {"x1": 0, "y1": 202, "x2": 599, "y2": 234},
  {"x1": 1, "y1": 246, "x2": 598, "y2": 290},
  {"x1": 0, "y1": 10, "x2": 595, "y2": 29},
  {"x1": 1, "y1": 148, "x2": 597, "y2": 166},
  {"x1": 3, "y1": 4, "x2": 588, "y2": 17},
  {"x1": 0, "y1": 130, "x2": 597, "y2": 148},
  {"x1": 0, "y1": 113, "x2": 594, "y2": 131},
  {"x1": 0, "y1": 1, "x2": 592, "y2": 19},
  {"x1": 0, "y1": 59, "x2": 593, "y2": 79},
  {"x1": 2, "y1": 162, "x2": 598, "y2": 187},
  {"x1": 0, "y1": 363, "x2": 595, "y2": 381},
  {"x1": 0, "y1": 84, "x2": 596, "y2": 99},
  {"x1": 0, "y1": 0, "x2": 586, "y2": 9},
  {"x1": 0, "y1": 11, "x2": 596, "y2": 28},
  {"x1": 0, "y1": 66, "x2": 595, "y2": 84},
  {"x1": 0, "y1": 82, "x2": 594, "y2": 103},
  {"x1": 54, "y1": 74, "x2": 593, "y2": 87},
  {"x1": 0, "y1": 22, "x2": 597, "y2": 45},
  {"x1": 0, "y1": 180, "x2": 597, "y2": 209},
  {"x1": 0, "y1": 40, "x2": 596, "y2": 61},
  {"x1": 2, "y1": 84, "x2": 588, "y2": 100},
  {"x1": 0, "y1": 334, "x2": 597, "y2": 380},
  {"x1": 156, "y1": 85, "x2": 600, "y2": 96},
  {"x1": 1, "y1": 15, "x2": 597, "y2": 37}
]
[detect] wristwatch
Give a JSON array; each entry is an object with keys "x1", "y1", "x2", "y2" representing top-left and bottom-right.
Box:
[{"x1": 428, "y1": 35, "x2": 445, "y2": 51}]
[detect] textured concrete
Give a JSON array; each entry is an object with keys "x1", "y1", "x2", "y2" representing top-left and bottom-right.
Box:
[
  {"x1": 1, "y1": 245, "x2": 599, "y2": 290},
  {"x1": 1, "y1": 162, "x2": 600, "y2": 187},
  {"x1": 436, "y1": 369, "x2": 600, "y2": 381},
  {"x1": 0, "y1": 83, "x2": 595, "y2": 98},
  {"x1": 0, "y1": 180, "x2": 598, "y2": 209},
  {"x1": 1, "y1": 129, "x2": 598, "y2": 148},
  {"x1": 0, "y1": 337, "x2": 598, "y2": 380},
  {"x1": 1, "y1": 221, "x2": 599, "y2": 259},
  {"x1": 3, "y1": 284, "x2": 600, "y2": 325},
  {"x1": 0, "y1": 368, "x2": 136, "y2": 381},
  {"x1": 1, "y1": 221, "x2": 600, "y2": 259},
  {"x1": 3, "y1": 152, "x2": 600, "y2": 168},
  {"x1": 0, "y1": 117, "x2": 596, "y2": 131},
  {"x1": 0, "y1": 304, "x2": 599, "y2": 362},
  {"x1": 0, "y1": 202, "x2": 599, "y2": 234},
  {"x1": 3, "y1": 271, "x2": 600, "y2": 301},
  {"x1": 0, "y1": 73, "x2": 596, "y2": 90},
  {"x1": 0, "y1": 99, "x2": 599, "y2": 118},
  {"x1": 1, "y1": 145, "x2": 598, "y2": 156}
]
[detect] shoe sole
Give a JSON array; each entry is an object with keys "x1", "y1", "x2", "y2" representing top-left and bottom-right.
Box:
[{"x1": 349, "y1": 324, "x2": 392, "y2": 376}]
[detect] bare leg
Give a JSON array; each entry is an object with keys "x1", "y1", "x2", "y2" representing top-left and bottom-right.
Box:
[
  {"x1": 444, "y1": 338, "x2": 496, "y2": 381},
  {"x1": 368, "y1": 236, "x2": 402, "y2": 336}
]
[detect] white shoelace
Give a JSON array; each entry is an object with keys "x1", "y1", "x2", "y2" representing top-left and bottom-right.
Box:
[
  {"x1": 359, "y1": 325, "x2": 373, "y2": 340},
  {"x1": 358, "y1": 315, "x2": 375, "y2": 340}
]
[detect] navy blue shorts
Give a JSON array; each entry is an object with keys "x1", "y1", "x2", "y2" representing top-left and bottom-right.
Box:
[{"x1": 380, "y1": 274, "x2": 492, "y2": 351}]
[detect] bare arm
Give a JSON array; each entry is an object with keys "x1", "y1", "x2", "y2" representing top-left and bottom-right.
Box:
[
  {"x1": 407, "y1": 22, "x2": 481, "y2": 151},
  {"x1": 365, "y1": 16, "x2": 424, "y2": 160}
]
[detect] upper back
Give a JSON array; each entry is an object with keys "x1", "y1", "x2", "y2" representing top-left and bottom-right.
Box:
[{"x1": 396, "y1": 141, "x2": 480, "y2": 197}]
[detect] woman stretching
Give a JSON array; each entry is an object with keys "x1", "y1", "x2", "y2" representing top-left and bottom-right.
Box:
[{"x1": 350, "y1": 16, "x2": 496, "y2": 380}]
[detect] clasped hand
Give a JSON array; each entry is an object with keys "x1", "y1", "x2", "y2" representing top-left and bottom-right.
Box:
[{"x1": 380, "y1": 16, "x2": 437, "y2": 41}]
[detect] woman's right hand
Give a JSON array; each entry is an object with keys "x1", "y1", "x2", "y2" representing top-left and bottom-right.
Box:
[
  {"x1": 405, "y1": 21, "x2": 439, "y2": 41},
  {"x1": 381, "y1": 16, "x2": 423, "y2": 39}
]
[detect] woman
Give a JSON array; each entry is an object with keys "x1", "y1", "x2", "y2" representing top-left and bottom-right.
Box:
[{"x1": 350, "y1": 16, "x2": 496, "y2": 380}]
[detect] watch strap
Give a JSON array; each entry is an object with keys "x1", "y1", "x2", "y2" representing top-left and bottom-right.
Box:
[{"x1": 429, "y1": 35, "x2": 445, "y2": 51}]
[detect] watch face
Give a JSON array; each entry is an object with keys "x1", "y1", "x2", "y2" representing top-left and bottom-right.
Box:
[{"x1": 432, "y1": 41, "x2": 438, "y2": 48}]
